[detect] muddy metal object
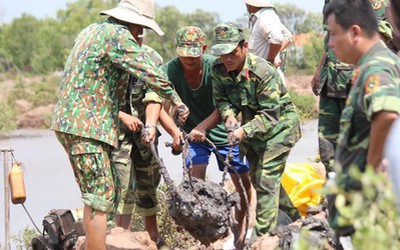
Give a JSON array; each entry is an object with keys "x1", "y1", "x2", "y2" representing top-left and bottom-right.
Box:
[
  {"x1": 148, "y1": 141, "x2": 239, "y2": 245},
  {"x1": 272, "y1": 216, "x2": 338, "y2": 250},
  {"x1": 31, "y1": 209, "x2": 85, "y2": 250}
]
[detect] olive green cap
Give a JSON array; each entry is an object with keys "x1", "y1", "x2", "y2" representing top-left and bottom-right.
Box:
[{"x1": 211, "y1": 22, "x2": 244, "y2": 56}]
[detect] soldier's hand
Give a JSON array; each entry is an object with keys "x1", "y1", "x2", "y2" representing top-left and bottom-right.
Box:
[
  {"x1": 311, "y1": 70, "x2": 320, "y2": 96},
  {"x1": 228, "y1": 127, "x2": 244, "y2": 146},
  {"x1": 173, "y1": 102, "x2": 189, "y2": 126},
  {"x1": 225, "y1": 116, "x2": 238, "y2": 132},
  {"x1": 121, "y1": 113, "x2": 143, "y2": 132},
  {"x1": 141, "y1": 125, "x2": 157, "y2": 145},
  {"x1": 189, "y1": 128, "x2": 206, "y2": 142},
  {"x1": 171, "y1": 132, "x2": 183, "y2": 154},
  {"x1": 273, "y1": 56, "x2": 282, "y2": 68}
]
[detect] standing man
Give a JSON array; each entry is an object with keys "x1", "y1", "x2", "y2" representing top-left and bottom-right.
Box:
[
  {"x1": 242, "y1": 0, "x2": 293, "y2": 76},
  {"x1": 211, "y1": 22, "x2": 301, "y2": 244},
  {"x1": 311, "y1": 0, "x2": 354, "y2": 175},
  {"x1": 163, "y1": 26, "x2": 252, "y2": 248},
  {"x1": 51, "y1": 0, "x2": 188, "y2": 249},
  {"x1": 325, "y1": 0, "x2": 400, "y2": 237},
  {"x1": 312, "y1": 0, "x2": 395, "y2": 175},
  {"x1": 112, "y1": 39, "x2": 181, "y2": 248}
]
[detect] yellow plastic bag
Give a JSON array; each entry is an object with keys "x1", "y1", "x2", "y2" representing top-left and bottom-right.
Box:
[{"x1": 282, "y1": 163, "x2": 325, "y2": 217}]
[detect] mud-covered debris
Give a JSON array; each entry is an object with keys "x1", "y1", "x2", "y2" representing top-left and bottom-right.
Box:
[
  {"x1": 271, "y1": 216, "x2": 337, "y2": 250},
  {"x1": 168, "y1": 177, "x2": 240, "y2": 245}
]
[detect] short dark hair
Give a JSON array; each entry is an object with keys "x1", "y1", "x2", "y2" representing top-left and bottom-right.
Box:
[{"x1": 324, "y1": 0, "x2": 378, "y2": 38}]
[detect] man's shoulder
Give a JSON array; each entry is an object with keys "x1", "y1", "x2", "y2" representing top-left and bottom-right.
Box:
[
  {"x1": 212, "y1": 57, "x2": 226, "y2": 74},
  {"x1": 247, "y1": 53, "x2": 276, "y2": 79},
  {"x1": 142, "y1": 44, "x2": 164, "y2": 66}
]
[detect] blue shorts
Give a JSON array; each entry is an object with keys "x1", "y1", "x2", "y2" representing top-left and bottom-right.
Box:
[{"x1": 186, "y1": 142, "x2": 249, "y2": 174}]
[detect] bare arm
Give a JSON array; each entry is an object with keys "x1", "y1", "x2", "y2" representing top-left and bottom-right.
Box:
[
  {"x1": 267, "y1": 43, "x2": 282, "y2": 64},
  {"x1": 159, "y1": 105, "x2": 183, "y2": 153},
  {"x1": 142, "y1": 102, "x2": 162, "y2": 143},
  {"x1": 118, "y1": 111, "x2": 143, "y2": 132},
  {"x1": 368, "y1": 111, "x2": 399, "y2": 169},
  {"x1": 190, "y1": 109, "x2": 222, "y2": 142}
]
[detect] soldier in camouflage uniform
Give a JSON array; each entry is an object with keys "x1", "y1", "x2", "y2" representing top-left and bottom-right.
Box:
[
  {"x1": 311, "y1": 0, "x2": 354, "y2": 174},
  {"x1": 50, "y1": 1, "x2": 188, "y2": 249},
  {"x1": 112, "y1": 39, "x2": 180, "y2": 247},
  {"x1": 324, "y1": 0, "x2": 400, "y2": 236},
  {"x1": 312, "y1": 0, "x2": 393, "y2": 174},
  {"x1": 163, "y1": 26, "x2": 252, "y2": 248},
  {"x1": 210, "y1": 22, "x2": 302, "y2": 243}
]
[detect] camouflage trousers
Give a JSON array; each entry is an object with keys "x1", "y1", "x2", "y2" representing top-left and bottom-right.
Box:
[
  {"x1": 111, "y1": 129, "x2": 161, "y2": 216},
  {"x1": 55, "y1": 132, "x2": 116, "y2": 213},
  {"x1": 318, "y1": 94, "x2": 346, "y2": 173},
  {"x1": 245, "y1": 143, "x2": 300, "y2": 237}
]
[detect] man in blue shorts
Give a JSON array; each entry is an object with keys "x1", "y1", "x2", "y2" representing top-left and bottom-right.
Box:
[{"x1": 163, "y1": 26, "x2": 252, "y2": 248}]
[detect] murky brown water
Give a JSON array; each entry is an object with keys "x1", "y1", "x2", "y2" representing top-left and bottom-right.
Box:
[{"x1": 0, "y1": 119, "x2": 318, "y2": 247}]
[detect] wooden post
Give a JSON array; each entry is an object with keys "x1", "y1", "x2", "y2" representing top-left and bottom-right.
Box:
[{"x1": 1, "y1": 147, "x2": 13, "y2": 250}]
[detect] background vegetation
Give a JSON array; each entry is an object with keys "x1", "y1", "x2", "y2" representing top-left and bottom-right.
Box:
[
  {"x1": 0, "y1": 0, "x2": 323, "y2": 75},
  {"x1": 0, "y1": 0, "x2": 323, "y2": 135}
]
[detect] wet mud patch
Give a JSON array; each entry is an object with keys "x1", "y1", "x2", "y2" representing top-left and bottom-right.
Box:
[
  {"x1": 167, "y1": 177, "x2": 240, "y2": 245},
  {"x1": 149, "y1": 142, "x2": 240, "y2": 246}
]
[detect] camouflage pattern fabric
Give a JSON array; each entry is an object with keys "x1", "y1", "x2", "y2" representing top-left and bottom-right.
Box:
[
  {"x1": 247, "y1": 146, "x2": 300, "y2": 237},
  {"x1": 112, "y1": 44, "x2": 164, "y2": 216},
  {"x1": 318, "y1": 0, "x2": 353, "y2": 172},
  {"x1": 175, "y1": 26, "x2": 205, "y2": 57},
  {"x1": 55, "y1": 132, "x2": 116, "y2": 213},
  {"x1": 331, "y1": 41, "x2": 400, "y2": 231},
  {"x1": 334, "y1": 41, "x2": 400, "y2": 191},
  {"x1": 318, "y1": 0, "x2": 393, "y2": 172},
  {"x1": 318, "y1": 95, "x2": 346, "y2": 172},
  {"x1": 51, "y1": 18, "x2": 181, "y2": 148},
  {"x1": 370, "y1": 0, "x2": 394, "y2": 41},
  {"x1": 112, "y1": 127, "x2": 161, "y2": 216},
  {"x1": 212, "y1": 51, "x2": 301, "y2": 235},
  {"x1": 211, "y1": 22, "x2": 245, "y2": 56}
]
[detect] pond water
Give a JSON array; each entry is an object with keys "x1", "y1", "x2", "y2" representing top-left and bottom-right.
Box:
[{"x1": 0, "y1": 119, "x2": 318, "y2": 248}]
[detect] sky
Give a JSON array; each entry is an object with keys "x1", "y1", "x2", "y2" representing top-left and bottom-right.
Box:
[{"x1": 0, "y1": 0, "x2": 323, "y2": 24}]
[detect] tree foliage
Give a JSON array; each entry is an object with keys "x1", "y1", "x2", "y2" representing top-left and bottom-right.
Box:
[
  {"x1": 0, "y1": 0, "x2": 323, "y2": 74},
  {"x1": 275, "y1": 4, "x2": 323, "y2": 35}
]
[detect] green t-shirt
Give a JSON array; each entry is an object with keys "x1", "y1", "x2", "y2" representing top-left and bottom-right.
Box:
[{"x1": 163, "y1": 54, "x2": 228, "y2": 146}]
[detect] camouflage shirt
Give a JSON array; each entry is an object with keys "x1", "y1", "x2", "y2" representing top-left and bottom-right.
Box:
[
  {"x1": 128, "y1": 44, "x2": 164, "y2": 120},
  {"x1": 51, "y1": 18, "x2": 181, "y2": 147},
  {"x1": 335, "y1": 41, "x2": 400, "y2": 190},
  {"x1": 212, "y1": 53, "x2": 301, "y2": 156}
]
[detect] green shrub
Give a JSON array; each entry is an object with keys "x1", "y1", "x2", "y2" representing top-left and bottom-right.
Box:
[
  {"x1": 7, "y1": 79, "x2": 27, "y2": 105},
  {"x1": 289, "y1": 89, "x2": 318, "y2": 121},
  {"x1": 325, "y1": 165, "x2": 400, "y2": 249},
  {"x1": 30, "y1": 76, "x2": 59, "y2": 107},
  {"x1": 11, "y1": 227, "x2": 39, "y2": 250},
  {"x1": 0, "y1": 101, "x2": 17, "y2": 135}
]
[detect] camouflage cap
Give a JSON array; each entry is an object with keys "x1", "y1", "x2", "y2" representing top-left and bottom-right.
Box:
[
  {"x1": 211, "y1": 22, "x2": 244, "y2": 56},
  {"x1": 175, "y1": 26, "x2": 205, "y2": 57}
]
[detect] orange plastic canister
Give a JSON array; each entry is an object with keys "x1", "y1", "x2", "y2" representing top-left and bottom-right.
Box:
[{"x1": 8, "y1": 163, "x2": 26, "y2": 204}]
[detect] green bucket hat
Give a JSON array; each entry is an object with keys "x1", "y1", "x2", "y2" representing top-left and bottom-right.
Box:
[
  {"x1": 211, "y1": 22, "x2": 244, "y2": 56},
  {"x1": 175, "y1": 26, "x2": 205, "y2": 57}
]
